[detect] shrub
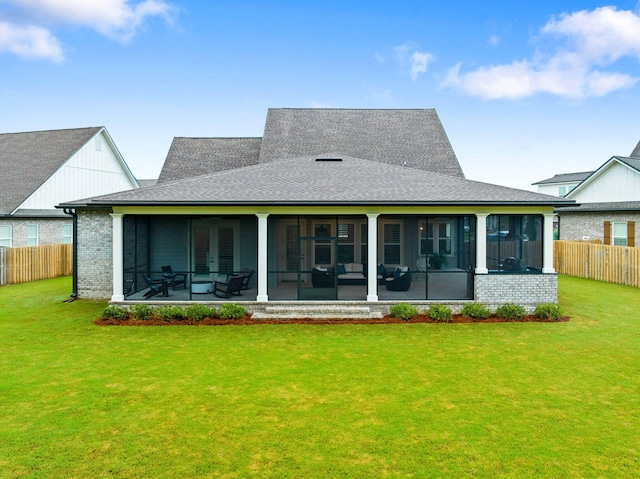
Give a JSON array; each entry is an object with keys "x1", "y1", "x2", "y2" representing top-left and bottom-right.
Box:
[
  {"x1": 534, "y1": 303, "x2": 562, "y2": 320},
  {"x1": 184, "y1": 304, "x2": 215, "y2": 321},
  {"x1": 427, "y1": 304, "x2": 453, "y2": 322},
  {"x1": 461, "y1": 303, "x2": 491, "y2": 320},
  {"x1": 102, "y1": 305, "x2": 129, "y2": 321},
  {"x1": 218, "y1": 303, "x2": 247, "y2": 320},
  {"x1": 389, "y1": 303, "x2": 418, "y2": 321},
  {"x1": 496, "y1": 303, "x2": 526, "y2": 320},
  {"x1": 154, "y1": 305, "x2": 185, "y2": 321},
  {"x1": 130, "y1": 304, "x2": 154, "y2": 321}
]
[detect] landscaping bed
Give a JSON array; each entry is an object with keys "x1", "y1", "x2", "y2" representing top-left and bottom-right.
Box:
[{"x1": 95, "y1": 313, "x2": 569, "y2": 326}]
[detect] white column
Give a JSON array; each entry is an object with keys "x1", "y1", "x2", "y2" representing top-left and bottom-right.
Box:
[
  {"x1": 475, "y1": 213, "x2": 488, "y2": 274},
  {"x1": 110, "y1": 213, "x2": 124, "y2": 302},
  {"x1": 256, "y1": 214, "x2": 269, "y2": 302},
  {"x1": 366, "y1": 213, "x2": 379, "y2": 302},
  {"x1": 542, "y1": 213, "x2": 556, "y2": 274}
]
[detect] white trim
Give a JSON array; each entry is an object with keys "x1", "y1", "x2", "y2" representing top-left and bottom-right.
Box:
[
  {"x1": 111, "y1": 213, "x2": 124, "y2": 301},
  {"x1": 475, "y1": 213, "x2": 488, "y2": 274},
  {"x1": 366, "y1": 213, "x2": 379, "y2": 302},
  {"x1": 542, "y1": 213, "x2": 556, "y2": 273},
  {"x1": 256, "y1": 214, "x2": 269, "y2": 302}
]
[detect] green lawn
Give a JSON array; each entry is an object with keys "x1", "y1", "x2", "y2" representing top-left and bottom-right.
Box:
[{"x1": 1, "y1": 276, "x2": 639, "y2": 478}]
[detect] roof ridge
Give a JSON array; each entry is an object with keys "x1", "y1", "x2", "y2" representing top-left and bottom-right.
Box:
[{"x1": 0, "y1": 126, "x2": 102, "y2": 137}]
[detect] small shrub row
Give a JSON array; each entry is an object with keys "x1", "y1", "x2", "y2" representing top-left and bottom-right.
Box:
[
  {"x1": 101, "y1": 303, "x2": 248, "y2": 321},
  {"x1": 389, "y1": 302, "x2": 562, "y2": 322}
]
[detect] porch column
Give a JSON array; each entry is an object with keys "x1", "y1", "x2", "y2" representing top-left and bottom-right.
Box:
[
  {"x1": 110, "y1": 213, "x2": 124, "y2": 302},
  {"x1": 542, "y1": 213, "x2": 556, "y2": 274},
  {"x1": 366, "y1": 213, "x2": 379, "y2": 302},
  {"x1": 475, "y1": 213, "x2": 488, "y2": 274},
  {"x1": 256, "y1": 213, "x2": 269, "y2": 302}
]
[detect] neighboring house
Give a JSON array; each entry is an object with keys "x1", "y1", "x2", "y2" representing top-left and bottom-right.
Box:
[
  {"x1": 557, "y1": 155, "x2": 640, "y2": 245},
  {"x1": 0, "y1": 127, "x2": 138, "y2": 247},
  {"x1": 532, "y1": 171, "x2": 593, "y2": 197},
  {"x1": 60, "y1": 108, "x2": 571, "y2": 312}
]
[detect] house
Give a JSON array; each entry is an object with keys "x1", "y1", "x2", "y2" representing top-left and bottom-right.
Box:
[
  {"x1": 532, "y1": 171, "x2": 593, "y2": 197},
  {"x1": 556, "y1": 155, "x2": 640, "y2": 245},
  {"x1": 59, "y1": 109, "x2": 572, "y2": 312},
  {"x1": 0, "y1": 127, "x2": 139, "y2": 247}
]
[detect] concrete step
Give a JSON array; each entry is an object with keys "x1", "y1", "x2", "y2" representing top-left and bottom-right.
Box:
[{"x1": 253, "y1": 305, "x2": 383, "y2": 320}]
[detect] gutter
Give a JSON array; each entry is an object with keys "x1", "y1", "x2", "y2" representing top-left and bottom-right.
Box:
[{"x1": 62, "y1": 208, "x2": 78, "y2": 302}]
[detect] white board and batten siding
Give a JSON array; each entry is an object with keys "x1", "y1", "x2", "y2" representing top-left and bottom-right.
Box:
[
  {"x1": 17, "y1": 130, "x2": 138, "y2": 210},
  {"x1": 570, "y1": 162, "x2": 640, "y2": 203}
]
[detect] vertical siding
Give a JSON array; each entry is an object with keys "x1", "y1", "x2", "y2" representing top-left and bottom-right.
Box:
[
  {"x1": 17, "y1": 131, "x2": 137, "y2": 210},
  {"x1": 572, "y1": 162, "x2": 640, "y2": 203}
]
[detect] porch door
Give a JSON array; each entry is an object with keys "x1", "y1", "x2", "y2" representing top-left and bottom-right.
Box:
[
  {"x1": 278, "y1": 221, "x2": 306, "y2": 281},
  {"x1": 193, "y1": 219, "x2": 238, "y2": 281}
]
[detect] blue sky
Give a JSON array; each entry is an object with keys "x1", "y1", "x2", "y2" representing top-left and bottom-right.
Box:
[{"x1": 2, "y1": 1, "x2": 640, "y2": 190}]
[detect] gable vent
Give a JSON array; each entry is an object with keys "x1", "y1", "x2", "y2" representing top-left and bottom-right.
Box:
[{"x1": 315, "y1": 158, "x2": 342, "y2": 162}]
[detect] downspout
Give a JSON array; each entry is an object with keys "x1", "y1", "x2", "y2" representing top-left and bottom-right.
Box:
[{"x1": 63, "y1": 208, "x2": 78, "y2": 301}]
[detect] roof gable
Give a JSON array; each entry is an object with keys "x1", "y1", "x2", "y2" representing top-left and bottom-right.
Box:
[
  {"x1": 0, "y1": 127, "x2": 103, "y2": 214},
  {"x1": 65, "y1": 155, "x2": 569, "y2": 207},
  {"x1": 158, "y1": 137, "x2": 261, "y2": 183},
  {"x1": 532, "y1": 171, "x2": 593, "y2": 185},
  {"x1": 258, "y1": 108, "x2": 465, "y2": 178},
  {"x1": 566, "y1": 156, "x2": 640, "y2": 202}
]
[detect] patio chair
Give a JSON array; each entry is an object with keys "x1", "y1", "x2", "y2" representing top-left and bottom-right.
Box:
[
  {"x1": 161, "y1": 265, "x2": 187, "y2": 290},
  {"x1": 499, "y1": 257, "x2": 521, "y2": 272},
  {"x1": 213, "y1": 274, "x2": 245, "y2": 299},
  {"x1": 143, "y1": 275, "x2": 168, "y2": 298},
  {"x1": 385, "y1": 267, "x2": 412, "y2": 291},
  {"x1": 311, "y1": 266, "x2": 335, "y2": 288},
  {"x1": 237, "y1": 267, "x2": 254, "y2": 290}
]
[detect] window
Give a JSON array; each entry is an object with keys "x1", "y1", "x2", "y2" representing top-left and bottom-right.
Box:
[
  {"x1": 360, "y1": 223, "x2": 368, "y2": 264},
  {"x1": 558, "y1": 186, "x2": 567, "y2": 196},
  {"x1": 383, "y1": 223, "x2": 401, "y2": 265},
  {"x1": 26, "y1": 224, "x2": 38, "y2": 246},
  {"x1": 0, "y1": 225, "x2": 11, "y2": 247},
  {"x1": 419, "y1": 219, "x2": 452, "y2": 256},
  {"x1": 612, "y1": 222, "x2": 627, "y2": 246},
  {"x1": 314, "y1": 223, "x2": 332, "y2": 265},
  {"x1": 337, "y1": 223, "x2": 355, "y2": 263},
  {"x1": 63, "y1": 224, "x2": 73, "y2": 244}
]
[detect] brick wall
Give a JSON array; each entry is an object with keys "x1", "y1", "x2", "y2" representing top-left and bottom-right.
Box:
[
  {"x1": 474, "y1": 274, "x2": 557, "y2": 312},
  {"x1": 0, "y1": 217, "x2": 72, "y2": 247},
  {"x1": 77, "y1": 208, "x2": 113, "y2": 299},
  {"x1": 560, "y1": 211, "x2": 640, "y2": 242}
]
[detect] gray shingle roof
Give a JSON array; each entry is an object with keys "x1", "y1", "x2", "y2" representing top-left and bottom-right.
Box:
[
  {"x1": 615, "y1": 156, "x2": 640, "y2": 172},
  {"x1": 157, "y1": 137, "x2": 261, "y2": 183},
  {"x1": 631, "y1": 140, "x2": 640, "y2": 158},
  {"x1": 532, "y1": 171, "x2": 593, "y2": 185},
  {"x1": 0, "y1": 127, "x2": 102, "y2": 214},
  {"x1": 258, "y1": 108, "x2": 465, "y2": 178},
  {"x1": 63, "y1": 155, "x2": 571, "y2": 207},
  {"x1": 556, "y1": 201, "x2": 640, "y2": 213}
]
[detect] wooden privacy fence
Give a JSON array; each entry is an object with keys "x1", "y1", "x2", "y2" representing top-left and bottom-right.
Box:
[
  {"x1": 0, "y1": 244, "x2": 73, "y2": 285},
  {"x1": 554, "y1": 240, "x2": 640, "y2": 287}
]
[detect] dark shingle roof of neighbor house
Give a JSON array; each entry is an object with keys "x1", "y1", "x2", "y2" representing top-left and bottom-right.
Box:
[
  {"x1": 556, "y1": 201, "x2": 640, "y2": 213},
  {"x1": 532, "y1": 171, "x2": 593, "y2": 185},
  {"x1": 137, "y1": 179, "x2": 158, "y2": 187},
  {"x1": 63, "y1": 155, "x2": 572, "y2": 207},
  {"x1": 157, "y1": 137, "x2": 262, "y2": 183},
  {"x1": 259, "y1": 108, "x2": 465, "y2": 178},
  {"x1": 0, "y1": 127, "x2": 102, "y2": 215},
  {"x1": 615, "y1": 156, "x2": 640, "y2": 172}
]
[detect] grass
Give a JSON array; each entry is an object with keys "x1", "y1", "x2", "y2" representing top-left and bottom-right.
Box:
[{"x1": 1, "y1": 275, "x2": 639, "y2": 478}]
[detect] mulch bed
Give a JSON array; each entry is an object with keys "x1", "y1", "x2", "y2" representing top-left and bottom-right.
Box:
[{"x1": 95, "y1": 314, "x2": 569, "y2": 326}]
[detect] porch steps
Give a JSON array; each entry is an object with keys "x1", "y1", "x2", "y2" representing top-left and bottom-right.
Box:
[{"x1": 253, "y1": 305, "x2": 383, "y2": 320}]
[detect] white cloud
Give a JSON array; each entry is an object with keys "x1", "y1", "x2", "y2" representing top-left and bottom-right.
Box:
[
  {"x1": 488, "y1": 34, "x2": 500, "y2": 47},
  {"x1": 0, "y1": 21, "x2": 63, "y2": 61},
  {"x1": 0, "y1": 0, "x2": 176, "y2": 61},
  {"x1": 443, "y1": 6, "x2": 640, "y2": 99},
  {"x1": 392, "y1": 43, "x2": 435, "y2": 81},
  {"x1": 410, "y1": 51, "x2": 434, "y2": 81}
]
